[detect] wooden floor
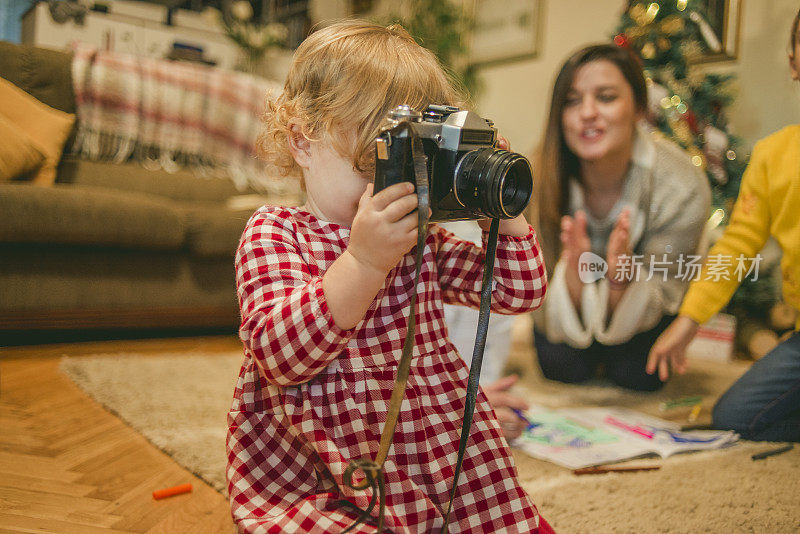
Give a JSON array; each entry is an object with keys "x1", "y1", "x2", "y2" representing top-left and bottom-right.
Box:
[{"x1": 1, "y1": 335, "x2": 242, "y2": 533}]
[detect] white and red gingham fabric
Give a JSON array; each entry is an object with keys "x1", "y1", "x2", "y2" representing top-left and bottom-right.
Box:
[{"x1": 228, "y1": 206, "x2": 552, "y2": 533}]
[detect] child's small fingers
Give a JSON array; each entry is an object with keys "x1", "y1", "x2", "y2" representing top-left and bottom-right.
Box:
[
  {"x1": 396, "y1": 211, "x2": 420, "y2": 234},
  {"x1": 646, "y1": 344, "x2": 664, "y2": 375},
  {"x1": 672, "y1": 353, "x2": 687, "y2": 375},
  {"x1": 371, "y1": 182, "x2": 415, "y2": 210},
  {"x1": 500, "y1": 393, "x2": 530, "y2": 411},
  {"x1": 382, "y1": 193, "x2": 419, "y2": 221},
  {"x1": 493, "y1": 374, "x2": 519, "y2": 390},
  {"x1": 496, "y1": 409, "x2": 525, "y2": 438},
  {"x1": 358, "y1": 184, "x2": 374, "y2": 207},
  {"x1": 659, "y1": 357, "x2": 670, "y2": 382}
]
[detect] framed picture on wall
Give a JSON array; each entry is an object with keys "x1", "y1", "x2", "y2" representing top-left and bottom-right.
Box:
[
  {"x1": 695, "y1": 0, "x2": 742, "y2": 62},
  {"x1": 468, "y1": 0, "x2": 543, "y2": 66}
]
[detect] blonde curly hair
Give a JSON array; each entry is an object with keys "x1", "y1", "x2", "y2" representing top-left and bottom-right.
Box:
[{"x1": 258, "y1": 20, "x2": 465, "y2": 181}]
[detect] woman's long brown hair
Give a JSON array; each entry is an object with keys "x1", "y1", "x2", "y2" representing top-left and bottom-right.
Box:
[{"x1": 534, "y1": 44, "x2": 647, "y2": 271}]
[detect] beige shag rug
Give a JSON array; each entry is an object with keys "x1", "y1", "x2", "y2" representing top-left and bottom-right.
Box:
[{"x1": 60, "y1": 315, "x2": 800, "y2": 533}]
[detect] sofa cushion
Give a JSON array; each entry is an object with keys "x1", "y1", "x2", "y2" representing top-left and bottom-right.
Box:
[
  {"x1": 0, "y1": 41, "x2": 75, "y2": 115},
  {"x1": 0, "y1": 77, "x2": 75, "y2": 185},
  {"x1": 56, "y1": 157, "x2": 251, "y2": 201},
  {"x1": 0, "y1": 183, "x2": 185, "y2": 250},
  {"x1": 0, "y1": 114, "x2": 45, "y2": 181},
  {"x1": 182, "y1": 204, "x2": 254, "y2": 258}
]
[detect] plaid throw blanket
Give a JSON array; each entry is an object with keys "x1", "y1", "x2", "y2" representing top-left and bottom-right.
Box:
[{"x1": 71, "y1": 45, "x2": 292, "y2": 194}]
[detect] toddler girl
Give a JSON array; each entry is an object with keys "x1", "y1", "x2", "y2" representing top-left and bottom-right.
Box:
[{"x1": 226, "y1": 20, "x2": 552, "y2": 534}]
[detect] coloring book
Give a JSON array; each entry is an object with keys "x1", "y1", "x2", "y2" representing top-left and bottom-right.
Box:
[{"x1": 513, "y1": 406, "x2": 738, "y2": 469}]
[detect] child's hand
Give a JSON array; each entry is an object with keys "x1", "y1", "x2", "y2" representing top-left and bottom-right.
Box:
[
  {"x1": 646, "y1": 315, "x2": 699, "y2": 381},
  {"x1": 483, "y1": 375, "x2": 530, "y2": 441},
  {"x1": 347, "y1": 182, "x2": 420, "y2": 274}
]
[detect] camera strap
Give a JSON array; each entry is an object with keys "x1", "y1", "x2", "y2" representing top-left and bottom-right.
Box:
[
  {"x1": 341, "y1": 124, "x2": 499, "y2": 534},
  {"x1": 440, "y1": 216, "x2": 499, "y2": 534},
  {"x1": 341, "y1": 126, "x2": 430, "y2": 534}
]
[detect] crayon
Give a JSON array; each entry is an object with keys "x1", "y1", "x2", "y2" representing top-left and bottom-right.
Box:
[
  {"x1": 751, "y1": 444, "x2": 793, "y2": 461},
  {"x1": 604, "y1": 416, "x2": 654, "y2": 439},
  {"x1": 688, "y1": 403, "x2": 702, "y2": 422},
  {"x1": 511, "y1": 408, "x2": 539, "y2": 430},
  {"x1": 573, "y1": 465, "x2": 661, "y2": 475},
  {"x1": 152, "y1": 483, "x2": 193, "y2": 500}
]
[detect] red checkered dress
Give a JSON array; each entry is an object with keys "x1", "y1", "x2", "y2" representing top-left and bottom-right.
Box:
[{"x1": 228, "y1": 206, "x2": 551, "y2": 534}]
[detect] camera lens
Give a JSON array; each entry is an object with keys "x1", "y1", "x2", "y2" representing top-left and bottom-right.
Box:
[{"x1": 453, "y1": 149, "x2": 533, "y2": 219}]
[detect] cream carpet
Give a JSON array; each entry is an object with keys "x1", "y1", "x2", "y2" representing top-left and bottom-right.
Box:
[{"x1": 60, "y1": 315, "x2": 800, "y2": 533}]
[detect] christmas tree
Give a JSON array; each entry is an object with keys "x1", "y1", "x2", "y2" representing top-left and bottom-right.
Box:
[
  {"x1": 615, "y1": 0, "x2": 747, "y2": 212},
  {"x1": 615, "y1": 0, "x2": 782, "y2": 357}
]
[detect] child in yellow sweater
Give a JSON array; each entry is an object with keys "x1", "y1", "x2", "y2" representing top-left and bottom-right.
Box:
[{"x1": 647, "y1": 8, "x2": 800, "y2": 442}]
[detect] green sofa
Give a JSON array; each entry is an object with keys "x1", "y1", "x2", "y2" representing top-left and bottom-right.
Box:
[{"x1": 0, "y1": 41, "x2": 294, "y2": 336}]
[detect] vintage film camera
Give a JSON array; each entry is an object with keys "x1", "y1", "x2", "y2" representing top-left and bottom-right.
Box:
[{"x1": 373, "y1": 104, "x2": 533, "y2": 222}]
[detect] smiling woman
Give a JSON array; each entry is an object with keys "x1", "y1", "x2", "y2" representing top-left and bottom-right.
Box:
[{"x1": 529, "y1": 43, "x2": 711, "y2": 392}]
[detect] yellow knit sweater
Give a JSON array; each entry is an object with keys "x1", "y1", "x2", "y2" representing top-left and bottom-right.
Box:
[{"x1": 680, "y1": 125, "x2": 800, "y2": 330}]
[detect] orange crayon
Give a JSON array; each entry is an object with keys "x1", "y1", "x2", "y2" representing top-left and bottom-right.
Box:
[{"x1": 152, "y1": 483, "x2": 193, "y2": 500}]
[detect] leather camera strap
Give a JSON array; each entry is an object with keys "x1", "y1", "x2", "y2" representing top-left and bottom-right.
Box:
[
  {"x1": 341, "y1": 126, "x2": 430, "y2": 534},
  {"x1": 441, "y1": 217, "x2": 499, "y2": 534},
  {"x1": 342, "y1": 123, "x2": 499, "y2": 534}
]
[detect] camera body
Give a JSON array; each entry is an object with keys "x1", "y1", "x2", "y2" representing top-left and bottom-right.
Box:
[{"x1": 373, "y1": 104, "x2": 533, "y2": 222}]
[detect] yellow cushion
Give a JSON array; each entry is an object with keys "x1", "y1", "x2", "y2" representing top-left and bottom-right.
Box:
[
  {"x1": 0, "y1": 76, "x2": 75, "y2": 185},
  {"x1": 0, "y1": 114, "x2": 46, "y2": 181}
]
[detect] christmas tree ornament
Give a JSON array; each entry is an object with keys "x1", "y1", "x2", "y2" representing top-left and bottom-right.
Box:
[
  {"x1": 689, "y1": 11, "x2": 722, "y2": 52},
  {"x1": 645, "y1": 2, "x2": 661, "y2": 24},
  {"x1": 726, "y1": 150, "x2": 737, "y2": 161},
  {"x1": 613, "y1": 33, "x2": 630, "y2": 48}
]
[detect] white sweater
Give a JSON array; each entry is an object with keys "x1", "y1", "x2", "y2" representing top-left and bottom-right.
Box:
[{"x1": 536, "y1": 126, "x2": 711, "y2": 347}]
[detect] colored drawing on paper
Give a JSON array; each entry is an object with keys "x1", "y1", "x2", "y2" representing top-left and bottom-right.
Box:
[{"x1": 518, "y1": 411, "x2": 619, "y2": 448}]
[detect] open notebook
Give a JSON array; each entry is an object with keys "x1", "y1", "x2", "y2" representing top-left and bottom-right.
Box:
[{"x1": 513, "y1": 406, "x2": 738, "y2": 469}]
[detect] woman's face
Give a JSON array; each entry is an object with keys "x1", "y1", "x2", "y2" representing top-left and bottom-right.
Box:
[
  {"x1": 561, "y1": 59, "x2": 642, "y2": 166},
  {"x1": 789, "y1": 32, "x2": 800, "y2": 80}
]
